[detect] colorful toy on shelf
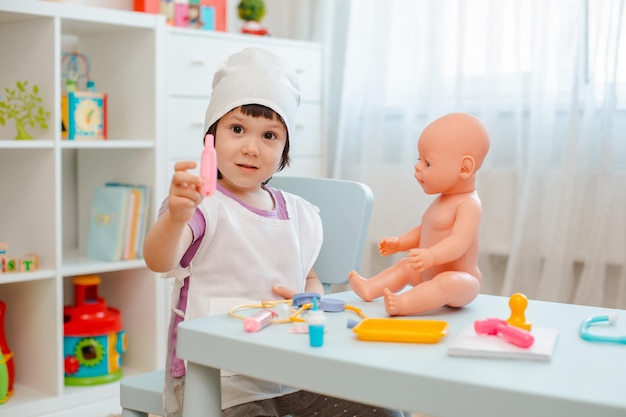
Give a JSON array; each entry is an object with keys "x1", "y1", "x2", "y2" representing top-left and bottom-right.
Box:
[
  {"x1": 0, "y1": 243, "x2": 40, "y2": 273},
  {"x1": 61, "y1": 52, "x2": 107, "y2": 140},
  {"x1": 63, "y1": 275, "x2": 126, "y2": 386},
  {"x1": 0, "y1": 80, "x2": 50, "y2": 140},
  {"x1": 0, "y1": 301, "x2": 14, "y2": 404},
  {"x1": 134, "y1": 0, "x2": 226, "y2": 31},
  {"x1": 237, "y1": 0, "x2": 269, "y2": 36}
]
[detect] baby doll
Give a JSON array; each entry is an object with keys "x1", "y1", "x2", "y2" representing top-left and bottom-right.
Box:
[{"x1": 349, "y1": 112, "x2": 490, "y2": 316}]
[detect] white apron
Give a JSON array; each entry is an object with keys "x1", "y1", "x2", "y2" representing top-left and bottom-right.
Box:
[{"x1": 162, "y1": 189, "x2": 323, "y2": 416}]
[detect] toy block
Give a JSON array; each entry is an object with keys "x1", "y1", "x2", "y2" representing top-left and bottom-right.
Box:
[
  {"x1": 28, "y1": 253, "x2": 40, "y2": 269},
  {"x1": 20, "y1": 254, "x2": 39, "y2": 272},
  {"x1": 0, "y1": 256, "x2": 5, "y2": 273},
  {"x1": 5, "y1": 258, "x2": 16, "y2": 273},
  {"x1": 0, "y1": 242, "x2": 7, "y2": 255}
]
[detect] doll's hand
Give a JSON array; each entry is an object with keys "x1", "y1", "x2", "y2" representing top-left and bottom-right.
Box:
[
  {"x1": 406, "y1": 248, "x2": 435, "y2": 271},
  {"x1": 379, "y1": 237, "x2": 400, "y2": 256},
  {"x1": 168, "y1": 161, "x2": 203, "y2": 223},
  {"x1": 272, "y1": 285, "x2": 297, "y2": 300}
]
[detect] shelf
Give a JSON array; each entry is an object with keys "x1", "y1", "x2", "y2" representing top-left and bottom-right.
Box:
[
  {"x1": 0, "y1": 270, "x2": 56, "y2": 284},
  {"x1": 0, "y1": 140, "x2": 54, "y2": 149},
  {"x1": 0, "y1": 140, "x2": 153, "y2": 149},
  {"x1": 62, "y1": 249, "x2": 146, "y2": 276},
  {"x1": 60, "y1": 140, "x2": 155, "y2": 149}
]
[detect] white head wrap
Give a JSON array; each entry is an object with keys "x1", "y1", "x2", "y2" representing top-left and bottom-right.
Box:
[{"x1": 204, "y1": 47, "x2": 301, "y2": 139}]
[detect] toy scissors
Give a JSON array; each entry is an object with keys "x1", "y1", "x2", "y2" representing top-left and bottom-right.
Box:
[{"x1": 579, "y1": 313, "x2": 626, "y2": 344}]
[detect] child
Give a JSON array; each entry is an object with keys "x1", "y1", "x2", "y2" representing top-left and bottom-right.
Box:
[
  {"x1": 143, "y1": 48, "x2": 402, "y2": 417},
  {"x1": 349, "y1": 113, "x2": 490, "y2": 316}
]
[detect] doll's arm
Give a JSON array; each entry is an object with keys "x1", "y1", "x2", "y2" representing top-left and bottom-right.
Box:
[{"x1": 379, "y1": 225, "x2": 422, "y2": 255}]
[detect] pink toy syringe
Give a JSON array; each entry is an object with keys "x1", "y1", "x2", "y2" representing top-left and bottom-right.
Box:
[
  {"x1": 474, "y1": 318, "x2": 534, "y2": 348},
  {"x1": 200, "y1": 134, "x2": 217, "y2": 196},
  {"x1": 243, "y1": 310, "x2": 277, "y2": 332}
]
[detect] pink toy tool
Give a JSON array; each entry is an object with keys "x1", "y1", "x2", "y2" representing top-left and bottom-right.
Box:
[
  {"x1": 474, "y1": 318, "x2": 534, "y2": 348},
  {"x1": 200, "y1": 134, "x2": 217, "y2": 196},
  {"x1": 243, "y1": 309, "x2": 277, "y2": 332}
]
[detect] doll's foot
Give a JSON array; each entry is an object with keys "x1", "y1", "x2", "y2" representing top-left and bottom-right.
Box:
[
  {"x1": 348, "y1": 270, "x2": 375, "y2": 302},
  {"x1": 383, "y1": 288, "x2": 403, "y2": 316}
]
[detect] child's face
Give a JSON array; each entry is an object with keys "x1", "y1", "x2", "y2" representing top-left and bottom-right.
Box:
[
  {"x1": 214, "y1": 108, "x2": 287, "y2": 191},
  {"x1": 414, "y1": 134, "x2": 462, "y2": 195}
]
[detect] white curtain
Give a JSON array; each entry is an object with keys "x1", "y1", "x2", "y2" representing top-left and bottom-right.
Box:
[{"x1": 328, "y1": 0, "x2": 626, "y2": 308}]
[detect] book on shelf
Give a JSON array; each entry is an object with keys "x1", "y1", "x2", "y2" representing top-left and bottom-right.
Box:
[{"x1": 85, "y1": 183, "x2": 150, "y2": 262}]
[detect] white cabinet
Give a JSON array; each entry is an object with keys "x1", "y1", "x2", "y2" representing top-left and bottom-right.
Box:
[
  {"x1": 164, "y1": 27, "x2": 325, "y2": 194},
  {"x1": 0, "y1": 2, "x2": 165, "y2": 416}
]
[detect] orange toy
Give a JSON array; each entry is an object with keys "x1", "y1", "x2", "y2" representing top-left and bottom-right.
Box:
[{"x1": 507, "y1": 293, "x2": 532, "y2": 331}]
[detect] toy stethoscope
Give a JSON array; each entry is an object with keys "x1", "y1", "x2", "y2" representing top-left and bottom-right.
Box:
[
  {"x1": 229, "y1": 292, "x2": 367, "y2": 325},
  {"x1": 579, "y1": 313, "x2": 626, "y2": 344}
]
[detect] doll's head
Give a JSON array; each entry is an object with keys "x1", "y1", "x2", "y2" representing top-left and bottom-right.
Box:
[{"x1": 415, "y1": 113, "x2": 490, "y2": 194}]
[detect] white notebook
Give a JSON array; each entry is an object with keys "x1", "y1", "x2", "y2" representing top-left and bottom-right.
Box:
[{"x1": 447, "y1": 324, "x2": 559, "y2": 362}]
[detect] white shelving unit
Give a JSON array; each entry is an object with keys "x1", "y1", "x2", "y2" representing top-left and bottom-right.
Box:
[
  {"x1": 0, "y1": 2, "x2": 324, "y2": 416},
  {"x1": 0, "y1": 2, "x2": 165, "y2": 417}
]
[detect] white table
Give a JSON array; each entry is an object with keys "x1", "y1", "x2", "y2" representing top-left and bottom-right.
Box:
[{"x1": 177, "y1": 292, "x2": 626, "y2": 417}]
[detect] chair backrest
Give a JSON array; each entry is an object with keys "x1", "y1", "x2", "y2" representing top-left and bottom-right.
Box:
[{"x1": 269, "y1": 176, "x2": 374, "y2": 292}]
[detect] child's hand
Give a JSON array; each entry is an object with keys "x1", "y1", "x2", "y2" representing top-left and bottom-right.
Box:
[
  {"x1": 406, "y1": 248, "x2": 435, "y2": 271},
  {"x1": 272, "y1": 285, "x2": 298, "y2": 300},
  {"x1": 379, "y1": 237, "x2": 400, "y2": 256},
  {"x1": 168, "y1": 161, "x2": 204, "y2": 223}
]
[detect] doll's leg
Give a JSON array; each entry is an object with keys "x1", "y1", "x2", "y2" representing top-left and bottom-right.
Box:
[
  {"x1": 384, "y1": 271, "x2": 481, "y2": 316},
  {"x1": 349, "y1": 258, "x2": 419, "y2": 302}
]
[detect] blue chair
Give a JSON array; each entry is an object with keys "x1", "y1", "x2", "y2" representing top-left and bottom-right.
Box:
[{"x1": 120, "y1": 176, "x2": 374, "y2": 417}]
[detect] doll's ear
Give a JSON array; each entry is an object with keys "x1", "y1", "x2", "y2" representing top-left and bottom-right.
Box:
[{"x1": 459, "y1": 155, "x2": 476, "y2": 178}]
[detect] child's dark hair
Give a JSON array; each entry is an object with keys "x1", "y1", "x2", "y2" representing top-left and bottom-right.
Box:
[{"x1": 205, "y1": 104, "x2": 291, "y2": 181}]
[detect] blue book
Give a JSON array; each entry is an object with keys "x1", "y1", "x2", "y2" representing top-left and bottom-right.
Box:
[
  {"x1": 105, "y1": 183, "x2": 150, "y2": 259},
  {"x1": 86, "y1": 186, "x2": 130, "y2": 262}
]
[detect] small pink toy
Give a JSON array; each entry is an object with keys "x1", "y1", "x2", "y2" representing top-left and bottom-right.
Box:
[
  {"x1": 474, "y1": 318, "x2": 534, "y2": 348},
  {"x1": 200, "y1": 133, "x2": 217, "y2": 196},
  {"x1": 243, "y1": 310, "x2": 277, "y2": 332}
]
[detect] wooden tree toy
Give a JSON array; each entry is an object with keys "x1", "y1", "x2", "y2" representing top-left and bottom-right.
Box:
[{"x1": 0, "y1": 81, "x2": 50, "y2": 140}]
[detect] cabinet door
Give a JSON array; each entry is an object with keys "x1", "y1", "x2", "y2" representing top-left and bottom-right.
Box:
[{"x1": 167, "y1": 98, "x2": 206, "y2": 159}]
